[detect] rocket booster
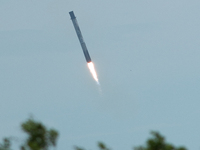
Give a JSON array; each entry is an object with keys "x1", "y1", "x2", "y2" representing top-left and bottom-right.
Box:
[{"x1": 69, "y1": 11, "x2": 92, "y2": 63}]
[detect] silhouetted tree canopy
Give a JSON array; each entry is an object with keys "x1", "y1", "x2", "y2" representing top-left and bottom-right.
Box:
[
  {"x1": 98, "y1": 142, "x2": 110, "y2": 150},
  {"x1": 20, "y1": 117, "x2": 59, "y2": 150},
  {"x1": 0, "y1": 117, "x2": 58, "y2": 150},
  {"x1": 134, "y1": 131, "x2": 187, "y2": 150},
  {"x1": 75, "y1": 142, "x2": 110, "y2": 150},
  {"x1": 0, "y1": 138, "x2": 11, "y2": 150},
  {"x1": 0, "y1": 118, "x2": 188, "y2": 150}
]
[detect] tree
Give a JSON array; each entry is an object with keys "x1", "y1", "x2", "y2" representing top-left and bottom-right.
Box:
[
  {"x1": 97, "y1": 142, "x2": 110, "y2": 150},
  {"x1": 1, "y1": 118, "x2": 188, "y2": 150},
  {"x1": 0, "y1": 117, "x2": 58, "y2": 150},
  {"x1": 20, "y1": 117, "x2": 59, "y2": 150},
  {"x1": 134, "y1": 131, "x2": 187, "y2": 150},
  {"x1": 0, "y1": 138, "x2": 11, "y2": 150},
  {"x1": 74, "y1": 142, "x2": 110, "y2": 150}
]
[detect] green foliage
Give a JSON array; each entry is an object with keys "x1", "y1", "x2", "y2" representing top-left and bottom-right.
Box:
[
  {"x1": 74, "y1": 142, "x2": 110, "y2": 150},
  {"x1": 21, "y1": 118, "x2": 47, "y2": 150},
  {"x1": 98, "y1": 142, "x2": 110, "y2": 150},
  {"x1": 48, "y1": 129, "x2": 59, "y2": 147},
  {"x1": 0, "y1": 138, "x2": 11, "y2": 150},
  {"x1": 21, "y1": 117, "x2": 59, "y2": 150},
  {"x1": 134, "y1": 131, "x2": 187, "y2": 150},
  {"x1": 74, "y1": 146, "x2": 85, "y2": 150},
  {"x1": 0, "y1": 118, "x2": 188, "y2": 150}
]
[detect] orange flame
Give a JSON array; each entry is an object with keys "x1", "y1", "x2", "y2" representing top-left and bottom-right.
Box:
[{"x1": 87, "y1": 62, "x2": 99, "y2": 84}]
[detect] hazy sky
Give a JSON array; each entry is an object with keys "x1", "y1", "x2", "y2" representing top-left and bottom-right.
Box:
[{"x1": 1, "y1": 0, "x2": 200, "y2": 149}]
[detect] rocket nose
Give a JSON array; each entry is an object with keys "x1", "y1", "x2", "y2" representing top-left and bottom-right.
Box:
[{"x1": 69, "y1": 11, "x2": 76, "y2": 19}]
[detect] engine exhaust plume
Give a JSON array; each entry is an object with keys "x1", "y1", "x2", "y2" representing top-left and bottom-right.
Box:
[{"x1": 87, "y1": 62, "x2": 99, "y2": 84}]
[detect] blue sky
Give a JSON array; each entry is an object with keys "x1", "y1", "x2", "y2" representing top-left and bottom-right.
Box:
[{"x1": 0, "y1": 0, "x2": 200, "y2": 149}]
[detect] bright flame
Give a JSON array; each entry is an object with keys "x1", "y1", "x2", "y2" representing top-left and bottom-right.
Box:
[{"x1": 87, "y1": 62, "x2": 99, "y2": 84}]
